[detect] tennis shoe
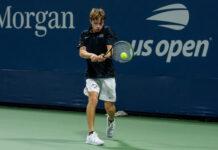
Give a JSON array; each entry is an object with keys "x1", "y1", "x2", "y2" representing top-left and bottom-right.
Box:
[
  {"x1": 106, "y1": 116, "x2": 115, "y2": 138},
  {"x1": 86, "y1": 132, "x2": 104, "y2": 146}
]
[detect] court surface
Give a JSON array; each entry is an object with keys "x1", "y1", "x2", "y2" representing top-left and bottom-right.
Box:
[{"x1": 0, "y1": 106, "x2": 218, "y2": 150}]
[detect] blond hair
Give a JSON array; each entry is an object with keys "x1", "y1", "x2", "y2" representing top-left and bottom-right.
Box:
[{"x1": 89, "y1": 8, "x2": 106, "y2": 21}]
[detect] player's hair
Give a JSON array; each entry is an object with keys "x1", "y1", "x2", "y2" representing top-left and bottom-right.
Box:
[{"x1": 89, "y1": 8, "x2": 106, "y2": 21}]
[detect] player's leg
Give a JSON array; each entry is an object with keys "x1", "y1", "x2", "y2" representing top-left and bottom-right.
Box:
[
  {"x1": 101, "y1": 78, "x2": 116, "y2": 120},
  {"x1": 104, "y1": 101, "x2": 116, "y2": 121},
  {"x1": 99, "y1": 78, "x2": 116, "y2": 137},
  {"x1": 104, "y1": 101, "x2": 116, "y2": 138},
  {"x1": 84, "y1": 79, "x2": 104, "y2": 145},
  {"x1": 87, "y1": 92, "x2": 98, "y2": 132}
]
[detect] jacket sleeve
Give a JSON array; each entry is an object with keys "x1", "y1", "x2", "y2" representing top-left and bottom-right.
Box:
[
  {"x1": 77, "y1": 32, "x2": 86, "y2": 49},
  {"x1": 105, "y1": 26, "x2": 118, "y2": 45}
]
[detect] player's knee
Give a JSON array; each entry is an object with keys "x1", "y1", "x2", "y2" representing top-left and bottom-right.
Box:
[
  {"x1": 88, "y1": 92, "x2": 98, "y2": 105},
  {"x1": 88, "y1": 97, "x2": 98, "y2": 105},
  {"x1": 107, "y1": 109, "x2": 115, "y2": 116},
  {"x1": 105, "y1": 102, "x2": 115, "y2": 113}
]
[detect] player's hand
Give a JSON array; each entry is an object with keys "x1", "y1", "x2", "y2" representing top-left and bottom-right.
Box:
[
  {"x1": 90, "y1": 54, "x2": 99, "y2": 62},
  {"x1": 97, "y1": 54, "x2": 106, "y2": 62}
]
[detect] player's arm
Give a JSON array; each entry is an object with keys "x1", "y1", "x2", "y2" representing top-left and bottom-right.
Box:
[
  {"x1": 97, "y1": 45, "x2": 112, "y2": 62},
  {"x1": 104, "y1": 45, "x2": 112, "y2": 58},
  {"x1": 79, "y1": 46, "x2": 93, "y2": 59},
  {"x1": 103, "y1": 27, "x2": 117, "y2": 59},
  {"x1": 79, "y1": 46, "x2": 99, "y2": 62},
  {"x1": 78, "y1": 31, "x2": 98, "y2": 61}
]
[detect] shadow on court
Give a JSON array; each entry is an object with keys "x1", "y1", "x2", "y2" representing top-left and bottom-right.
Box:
[
  {"x1": 0, "y1": 138, "x2": 147, "y2": 150},
  {"x1": 102, "y1": 139, "x2": 148, "y2": 150},
  {"x1": 0, "y1": 138, "x2": 84, "y2": 145},
  {"x1": 76, "y1": 130, "x2": 148, "y2": 150}
]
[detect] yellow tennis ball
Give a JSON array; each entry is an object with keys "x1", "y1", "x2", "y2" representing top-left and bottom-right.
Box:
[{"x1": 120, "y1": 52, "x2": 128, "y2": 59}]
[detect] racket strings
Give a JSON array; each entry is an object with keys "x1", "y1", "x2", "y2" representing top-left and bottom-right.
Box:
[{"x1": 112, "y1": 42, "x2": 133, "y2": 63}]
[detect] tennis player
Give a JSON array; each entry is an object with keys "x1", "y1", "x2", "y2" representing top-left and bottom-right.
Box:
[{"x1": 77, "y1": 8, "x2": 117, "y2": 146}]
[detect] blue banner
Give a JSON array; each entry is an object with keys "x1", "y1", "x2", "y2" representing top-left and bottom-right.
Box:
[{"x1": 0, "y1": 0, "x2": 218, "y2": 117}]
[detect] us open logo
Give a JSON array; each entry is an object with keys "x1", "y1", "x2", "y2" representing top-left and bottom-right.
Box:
[
  {"x1": 146, "y1": 3, "x2": 189, "y2": 30},
  {"x1": 131, "y1": 3, "x2": 211, "y2": 63}
]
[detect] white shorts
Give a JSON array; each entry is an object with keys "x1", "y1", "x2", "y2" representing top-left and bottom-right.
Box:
[{"x1": 83, "y1": 78, "x2": 116, "y2": 102}]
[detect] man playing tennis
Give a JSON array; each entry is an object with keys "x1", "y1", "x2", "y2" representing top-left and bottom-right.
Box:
[{"x1": 77, "y1": 8, "x2": 117, "y2": 146}]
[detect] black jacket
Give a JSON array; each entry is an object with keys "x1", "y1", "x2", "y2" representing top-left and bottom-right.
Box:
[{"x1": 78, "y1": 26, "x2": 117, "y2": 78}]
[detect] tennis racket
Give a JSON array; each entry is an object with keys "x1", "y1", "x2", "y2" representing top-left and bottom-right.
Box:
[{"x1": 104, "y1": 41, "x2": 134, "y2": 63}]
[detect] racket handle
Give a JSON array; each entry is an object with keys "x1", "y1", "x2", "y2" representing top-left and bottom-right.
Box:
[{"x1": 104, "y1": 48, "x2": 112, "y2": 58}]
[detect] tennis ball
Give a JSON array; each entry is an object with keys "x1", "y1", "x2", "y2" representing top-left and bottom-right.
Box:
[{"x1": 120, "y1": 52, "x2": 128, "y2": 59}]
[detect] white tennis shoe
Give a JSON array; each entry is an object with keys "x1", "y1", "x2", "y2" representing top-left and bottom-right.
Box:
[
  {"x1": 106, "y1": 116, "x2": 115, "y2": 138},
  {"x1": 86, "y1": 132, "x2": 104, "y2": 146}
]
